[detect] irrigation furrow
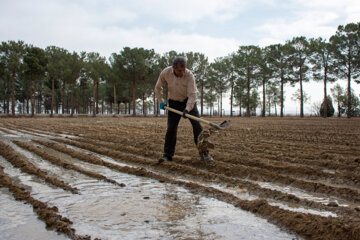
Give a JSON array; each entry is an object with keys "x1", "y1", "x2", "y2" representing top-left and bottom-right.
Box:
[
  {"x1": 12, "y1": 140, "x2": 126, "y2": 188},
  {"x1": 48, "y1": 137, "x2": 360, "y2": 218},
  {"x1": 63, "y1": 129, "x2": 360, "y2": 180},
  {"x1": 1, "y1": 124, "x2": 61, "y2": 138},
  {"x1": 82, "y1": 132, "x2": 360, "y2": 187},
  {"x1": 0, "y1": 141, "x2": 78, "y2": 194},
  {"x1": 3, "y1": 141, "x2": 360, "y2": 240},
  {"x1": 85, "y1": 129, "x2": 359, "y2": 179},
  {"x1": 2, "y1": 117, "x2": 360, "y2": 240},
  {"x1": 3, "y1": 127, "x2": 356, "y2": 208},
  {"x1": 217, "y1": 138, "x2": 360, "y2": 172},
  {"x1": 0, "y1": 127, "x2": 15, "y2": 134},
  {"x1": 14, "y1": 121, "x2": 360, "y2": 175},
  {"x1": 0, "y1": 166, "x2": 96, "y2": 240},
  {"x1": 58, "y1": 135, "x2": 360, "y2": 204}
]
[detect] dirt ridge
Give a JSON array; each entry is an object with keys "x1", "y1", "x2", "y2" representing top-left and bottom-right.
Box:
[
  {"x1": 13, "y1": 140, "x2": 126, "y2": 188},
  {"x1": 0, "y1": 141, "x2": 78, "y2": 193},
  {"x1": 0, "y1": 166, "x2": 98, "y2": 240}
]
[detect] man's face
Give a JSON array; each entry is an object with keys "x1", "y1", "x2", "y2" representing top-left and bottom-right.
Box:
[{"x1": 173, "y1": 63, "x2": 186, "y2": 77}]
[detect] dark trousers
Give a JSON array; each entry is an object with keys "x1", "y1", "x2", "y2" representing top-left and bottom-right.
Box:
[{"x1": 164, "y1": 99, "x2": 203, "y2": 158}]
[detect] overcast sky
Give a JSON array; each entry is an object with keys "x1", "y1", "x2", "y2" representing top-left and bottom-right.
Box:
[{"x1": 1, "y1": 0, "x2": 359, "y2": 114}]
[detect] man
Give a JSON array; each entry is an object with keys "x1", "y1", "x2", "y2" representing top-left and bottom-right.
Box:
[{"x1": 155, "y1": 56, "x2": 213, "y2": 162}]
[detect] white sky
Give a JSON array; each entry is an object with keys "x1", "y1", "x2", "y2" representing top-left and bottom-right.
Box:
[{"x1": 1, "y1": 0, "x2": 359, "y2": 114}]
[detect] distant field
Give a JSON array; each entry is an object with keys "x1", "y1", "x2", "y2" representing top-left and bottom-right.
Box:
[{"x1": 0, "y1": 116, "x2": 359, "y2": 239}]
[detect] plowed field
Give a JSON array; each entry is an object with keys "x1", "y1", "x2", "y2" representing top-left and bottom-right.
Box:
[{"x1": 0, "y1": 116, "x2": 359, "y2": 240}]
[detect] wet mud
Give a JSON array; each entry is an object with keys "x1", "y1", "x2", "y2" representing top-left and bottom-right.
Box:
[
  {"x1": 12, "y1": 140, "x2": 126, "y2": 188},
  {"x1": 0, "y1": 141, "x2": 78, "y2": 194},
  {"x1": 0, "y1": 166, "x2": 96, "y2": 240},
  {"x1": 1, "y1": 116, "x2": 360, "y2": 240}
]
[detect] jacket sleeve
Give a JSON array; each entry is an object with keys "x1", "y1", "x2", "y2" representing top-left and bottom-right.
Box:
[{"x1": 154, "y1": 70, "x2": 166, "y2": 104}]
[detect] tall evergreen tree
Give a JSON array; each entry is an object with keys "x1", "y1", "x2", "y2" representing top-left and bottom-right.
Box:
[
  {"x1": 266, "y1": 83, "x2": 280, "y2": 116},
  {"x1": 45, "y1": 46, "x2": 68, "y2": 117},
  {"x1": 233, "y1": 77, "x2": 247, "y2": 116},
  {"x1": 119, "y1": 47, "x2": 155, "y2": 116},
  {"x1": 185, "y1": 52, "x2": 209, "y2": 116},
  {"x1": 1, "y1": 40, "x2": 26, "y2": 116},
  {"x1": 287, "y1": 37, "x2": 311, "y2": 118},
  {"x1": 233, "y1": 45, "x2": 261, "y2": 117},
  {"x1": 330, "y1": 22, "x2": 360, "y2": 118},
  {"x1": 24, "y1": 45, "x2": 47, "y2": 117},
  {"x1": 207, "y1": 58, "x2": 231, "y2": 117},
  {"x1": 309, "y1": 37, "x2": 337, "y2": 118},
  {"x1": 67, "y1": 51, "x2": 84, "y2": 117},
  {"x1": 259, "y1": 46, "x2": 274, "y2": 117},
  {"x1": 267, "y1": 43, "x2": 292, "y2": 117},
  {"x1": 85, "y1": 52, "x2": 107, "y2": 117}
]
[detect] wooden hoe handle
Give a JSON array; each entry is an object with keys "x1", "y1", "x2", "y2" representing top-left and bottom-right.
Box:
[
  {"x1": 163, "y1": 106, "x2": 231, "y2": 130},
  {"x1": 164, "y1": 106, "x2": 210, "y2": 125}
]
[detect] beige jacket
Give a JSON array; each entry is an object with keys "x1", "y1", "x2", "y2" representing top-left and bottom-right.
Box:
[{"x1": 154, "y1": 66, "x2": 197, "y2": 111}]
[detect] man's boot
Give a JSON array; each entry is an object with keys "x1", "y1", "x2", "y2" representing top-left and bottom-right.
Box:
[
  {"x1": 159, "y1": 154, "x2": 172, "y2": 163},
  {"x1": 200, "y1": 150, "x2": 213, "y2": 162}
]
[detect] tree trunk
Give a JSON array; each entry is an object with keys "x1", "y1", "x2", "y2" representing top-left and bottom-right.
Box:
[
  {"x1": 201, "y1": 84, "x2": 204, "y2": 116},
  {"x1": 153, "y1": 94, "x2": 157, "y2": 116},
  {"x1": 66, "y1": 91, "x2": 69, "y2": 114},
  {"x1": 11, "y1": 72, "x2": 16, "y2": 116},
  {"x1": 25, "y1": 78, "x2": 29, "y2": 114},
  {"x1": 31, "y1": 76, "x2": 36, "y2": 117},
  {"x1": 128, "y1": 87, "x2": 131, "y2": 115},
  {"x1": 347, "y1": 64, "x2": 351, "y2": 118},
  {"x1": 262, "y1": 80, "x2": 265, "y2": 117},
  {"x1": 50, "y1": 77, "x2": 54, "y2": 117},
  {"x1": 230, "y1": 82, "x2": 233, "y2": 117},
  {"x1": 6, "y1": 77, "x2": 10, "y2": 114},
  {"x1": 132, "y1": 79, "x2": 136, "y2": 116},
  {"x1": 280, "y1": 74, "x2": 284, "y2": 117},
  {"x1": 61, "y1": 80, "x2": 66, "y2": 114},
  {"x1": 92, "y1": 81, "x2": 96, "y2": 117},
  {"x1": 113, "y1": 84, "x2": 117, "y2": 115},
  {"x1": 323, "y1": 68, "x2": 327, "y2": 118},
  {"x1": 300, "y1": 71, "x2": 304, "y2": 118},
  {"x1": 38, "y1": 89, "x2": 42, "y2": 114},
  {"x1": 96, "y1": 81, "x2": 99, "y2": 114},
  {"x1": 246, "y1": 75, "x2": 250, "y2": 117},
  {"x1": 220, "y1": 92, "x2": 223, "y2": 117},
  {"x1": 70, "y1": 81, "x2": 75, "y2": 117},
  {"x1": 142, "y1": 93, "x2": 145, "y2": 116}
]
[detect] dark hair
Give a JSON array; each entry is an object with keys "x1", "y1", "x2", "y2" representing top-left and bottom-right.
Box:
[{"x1": 172, "y1": 56, "x2": 186, "y2": 67}]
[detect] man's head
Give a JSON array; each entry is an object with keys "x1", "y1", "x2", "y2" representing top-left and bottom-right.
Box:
[{"x1": 172, "y1": 56, "x2": 186, "y2": 77}]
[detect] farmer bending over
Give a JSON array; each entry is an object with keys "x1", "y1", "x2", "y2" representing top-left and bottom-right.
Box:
[{"x1": 155, "y1": 56, "x2": 213, "y2": 162}]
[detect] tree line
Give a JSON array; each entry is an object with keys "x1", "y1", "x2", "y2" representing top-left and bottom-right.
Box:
[{"x1": 1, "y1": 22, "x2": 359, "y2": 118}]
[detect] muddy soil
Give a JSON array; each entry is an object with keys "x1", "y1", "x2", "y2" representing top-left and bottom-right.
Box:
[
  {"x1": 1, "y1": 116, "x2": 360, "y2": 240},
  {"x1": 0, "y1": 165, "x2": 95, "y2": 240}
]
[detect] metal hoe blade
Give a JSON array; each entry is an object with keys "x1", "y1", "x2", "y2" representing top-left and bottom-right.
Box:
[{"x1": 197, "y1": 120, "x2": 231, "y2": 153}]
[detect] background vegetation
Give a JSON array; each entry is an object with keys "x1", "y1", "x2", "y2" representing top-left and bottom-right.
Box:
[{"x1": 1, "y1": 22, "x2": 359, "y2": 118}]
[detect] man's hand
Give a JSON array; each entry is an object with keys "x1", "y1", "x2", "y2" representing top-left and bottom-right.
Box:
[
  {"x1": 182, "y1": 109, "x2": 189, "y2": 119},
  {"x1": 159, "y1": 102, "x2": 167, "y2": 110}
]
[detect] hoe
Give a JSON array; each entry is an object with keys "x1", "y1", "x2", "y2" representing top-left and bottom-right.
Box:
[{"x1": 164, "y1": 106, "x2": 231, "y2": 156}]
